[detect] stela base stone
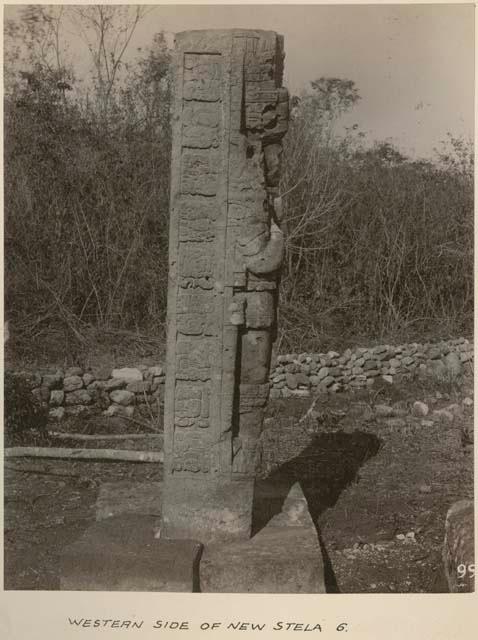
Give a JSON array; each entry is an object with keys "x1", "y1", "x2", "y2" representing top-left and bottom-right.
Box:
[
  {"x1": 60, "y1": 482, "x2": 325, "y2": 593},
  {"x1": 60, "y1": 514, "x2": 202, "y2": 592},
  {"x1": 200, "y1": 483, "x2": 326, "y2": 593}
]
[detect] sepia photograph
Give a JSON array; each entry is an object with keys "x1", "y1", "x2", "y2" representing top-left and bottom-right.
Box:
[{"x1": 2, "y1": 0, "x2": 474, "y2": 605}]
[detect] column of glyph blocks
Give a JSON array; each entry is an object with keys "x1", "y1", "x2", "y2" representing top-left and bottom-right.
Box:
[{"x1": 161, "y1": 30, "x2": 288, "y2": 543}]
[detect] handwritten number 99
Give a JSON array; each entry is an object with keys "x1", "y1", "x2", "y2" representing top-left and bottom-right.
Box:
[{"x1": 457, "y1": 564, "x2": 475, "y2": 579}]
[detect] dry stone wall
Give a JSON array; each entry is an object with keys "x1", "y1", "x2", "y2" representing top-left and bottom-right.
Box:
[
  {"x1": 9, "y1": 339, "x2": 473, "y2": 423},
  {"x1": 270, "y1": 338, "x2": 473, "y2": 398},
  {"x1": 14, "y1": 365, "x2": 166, "y2": 423}
]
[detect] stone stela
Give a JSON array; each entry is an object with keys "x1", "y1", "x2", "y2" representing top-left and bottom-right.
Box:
[
  {"x1": 161, "y1": 29, "x2": 289, "y2": 543},
  {"x1": 60, "y1": 29, "x2": 324, "y2": 593}
]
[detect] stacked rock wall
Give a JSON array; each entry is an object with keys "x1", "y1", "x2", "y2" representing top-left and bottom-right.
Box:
[
  {"x1": 269, "y1": 338, "x2": 473, "y2": 398},
  {"x1": 12, "y1": 365, "x2": 165, "y2": 422},
  {"x1": 9, "y1": 339, "x2": 473, "y2": 421}
]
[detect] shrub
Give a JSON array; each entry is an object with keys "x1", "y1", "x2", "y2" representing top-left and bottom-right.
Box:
[
  {"x1": 4, "y1": 372, "x2": 48, "y2": 445},
  {"x1": 278, "y1": 81, "x2": 473, "y2": 352},
  {"x1": 3, "y1": 8, "x2": 473, "y2": 358}
]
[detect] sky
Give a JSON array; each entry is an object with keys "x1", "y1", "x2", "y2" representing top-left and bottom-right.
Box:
[{"x1": 4, "y1": 2, "x2": 475, "y2": 159}]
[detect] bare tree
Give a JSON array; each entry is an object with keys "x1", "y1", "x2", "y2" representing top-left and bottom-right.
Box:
[{"x1": 69, "y1": 5, "x2": 152, "y2": 128}]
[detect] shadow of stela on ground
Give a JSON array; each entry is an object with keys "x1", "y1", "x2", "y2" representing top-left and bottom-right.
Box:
[{"x1": 254, "y1": 422, "x2": 382, "y2": 592}]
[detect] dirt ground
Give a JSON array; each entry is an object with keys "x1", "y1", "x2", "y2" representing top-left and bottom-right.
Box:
[{"x1": 3, "y1": 374, "x2": 474, "y2": 593}]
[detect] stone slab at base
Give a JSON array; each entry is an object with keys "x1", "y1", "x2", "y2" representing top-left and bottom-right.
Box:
[
  {"x1": 60, "y1": 514, "x2": 202, "y2": 592},
  {"x1": 200, "y1": 483, "x2": 325, "y2": 593}
]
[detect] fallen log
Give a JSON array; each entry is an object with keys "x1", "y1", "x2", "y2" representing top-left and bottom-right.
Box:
[
  {"x1": 5, "y1": 447, "x2": 164, "y2": 463},
  {"x1": 4, "y1": 463, "x2": 82, "y2": 478},
  {"x1": 49, "y1": 431, "x2": 163, "y2": 442}
]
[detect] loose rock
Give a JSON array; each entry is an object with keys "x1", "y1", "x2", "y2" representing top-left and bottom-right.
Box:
[
  {"x1": 104, "y1": 378, "x2": 127, "y2": 392},
  {"x1": 126, "y1": 380, "x2": 152, "y2": 394},
  {"x1": 63, "y1": 375, "x2": 83, "y2": 392},
  {"x1": 375, "y1": 404, "x2": 394, "y2": 417},
  {"x1": 42, "y1": 373, "x2": 63, "y2": 390},
  {"x1": 49, "y1": 407, "x2": 65, "y2": 421},
  {"x1": 432, "y1": 408, "x2": 454, "y2": 424},
  {"x1": 412, "y1": 401, "x2": 429, "y2": 417},
  {"x1": 83, "y1": 373, "x2": 96, "y2": 387},
  {"x1": 49, "y1": 390, "x2": 65, "y2": 406},
  {"x1": 104, "y1": 403, "x2": 135, "y2": 418},
  {"x1": 65, "y1": 366, "x2": 84, "y2": 377},
  {"x1": 111, "y1": 367, "x2": 143, "y2": 383},
  {"x1": 419, "y1": 484, "x2": 432, "y2": 494},
  {"x1": 420, "y1": 419, "x2": 435, "y2": 427},
  {"x1": 285, "y1": 373, "x2": 298, "y2": 390},
  {"x1": 109, "y1": 390, "x2": 135, "y2": 406},
  {"x1": 65, "y1": 390, "x2": 93, "y2": 406}
]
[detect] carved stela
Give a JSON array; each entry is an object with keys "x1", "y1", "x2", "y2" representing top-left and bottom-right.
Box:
[{"x1": 161, "y1": 30, "x2": 289, "y2": 543}]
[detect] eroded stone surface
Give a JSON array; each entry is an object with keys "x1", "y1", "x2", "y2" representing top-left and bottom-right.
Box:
[
  {"x1": 161, "y1": 29, "x2": 289, "y2": 543},
  {"x1": 200, "y1": 483, "x2": 325, "y2": 592},
  {"x1": 60, "y1": 515, "x2": 202, "y2": 592},
  {"x1": 443, "y1": 499, "x2": 474, "y2": 592}
]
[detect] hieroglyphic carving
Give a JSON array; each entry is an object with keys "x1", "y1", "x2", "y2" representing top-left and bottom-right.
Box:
[
  {"x1": 180, "y1": 150, "x2": 220, "y2": 196},
  {"x1": 183, "y1": 53, "x2": 222, "y2": 101},
  {"x1": 162, "y1": 30, "x2": 288, "y2": 542},
  {"x1": 172, "y1": 430, "x2": 212, "y2": 473},
  {"x1": 178, "y1": 243, "x2": 214, "y2": 289},
  {"x1": 174, "y1": 381, "x2": 210, "y2": 428},
  {"x1": 176, "y1": 338, "x2": 213, "y2": 381},
  {"x1": 176, "y1": 288, "x2": 215, "y2": 336},
  {"x1": 182, "y1": 102, "x2": 221, "y2": 149},
  {"x1": 177, "y1": 196, "x2": 219, "y2": 243}
]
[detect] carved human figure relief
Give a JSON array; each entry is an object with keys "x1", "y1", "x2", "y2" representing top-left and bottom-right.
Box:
[{"x1": 161, "y1": 30, "x2": 289, "y2": 543}]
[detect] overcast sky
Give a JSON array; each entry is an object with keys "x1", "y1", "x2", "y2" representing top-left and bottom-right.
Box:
[{"x1": 4, "y1": 3, "x2": 474, "y2": 159}]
